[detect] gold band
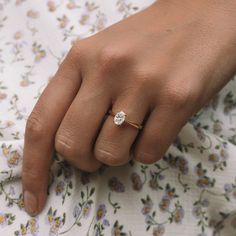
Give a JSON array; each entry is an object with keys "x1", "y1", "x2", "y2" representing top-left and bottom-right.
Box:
[{"x1": 108, "y1": 110, "x2": 143, "y2": 130}]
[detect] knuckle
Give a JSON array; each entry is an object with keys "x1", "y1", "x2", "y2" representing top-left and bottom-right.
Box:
[
  {"x1": 95, "y1": 140, "x2": 128, "y2": 166},
  {"x1": 164, "y1": 83, "x2": 196, "y2": 109},
  {"x1": 98, "y1": 47, "x2": 129, "y2": 74},
  {"x1": 134, "y1": 69, "x2": 158, "y2": 90},
  {"x1": 67, "y1": 40, "x2": 86, "y2": 63},
  {"x1": 134, "y1": 151, "x2": 158, "y2": 164},
  {"x1": 55, "y1": 131, "x2": 100, "y2": 172},
  {"x1": 25, "y1": 110, "x2": 44, "y2": 141},
  {"x1": 55, "y1": 133, "x2": 78, "y2": 161}
]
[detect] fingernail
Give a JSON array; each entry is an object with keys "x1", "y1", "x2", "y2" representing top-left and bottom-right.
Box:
[{"x1": 24, "y1": 190, "x2": 38, "y2": 216}]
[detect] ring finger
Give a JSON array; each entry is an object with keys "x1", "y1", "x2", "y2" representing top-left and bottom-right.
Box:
[{"x1": 94, "y1": 88, "x2": 151, "y2": 166}]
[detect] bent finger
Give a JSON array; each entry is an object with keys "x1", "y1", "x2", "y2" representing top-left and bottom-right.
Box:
[{"x1": 22, "y1": 47, "x2": 82, "y2": 216}]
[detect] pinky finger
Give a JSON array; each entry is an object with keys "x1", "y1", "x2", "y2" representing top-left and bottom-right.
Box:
[{"x1": 133, "y1": 106, "x2": 188, "y2": 164}]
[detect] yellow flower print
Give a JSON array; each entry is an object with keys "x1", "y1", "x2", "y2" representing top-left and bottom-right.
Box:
[
  {"x1": 47, "y1": 1, "x2": 56, "y2": 12},
  {"x1": 1, "y1": 143, "x2": 11, "y2": 157},
  {"x1": 67, "y1": 0, "x2": 79, "y2": 10},
  {"x1": 14, "y1": 31, "x2": 23, "y2": 40},
  {"x1": 7, "y1": 150, "x2": 21, "y2": 167},
  {"x1": 48, "y1": 214, "x2": 54, "y2": 224},
  {"x1": 27, "y1": 10, "x2": 39, "y2": 19},
  {"x1": 0, "y1": 214, "x2": 6, "y2": 224},
  {"x1": 58, "y1": 15, "x2": 69, "y2": 28},
  {"x1": 20, "y1": 226, "x2": 27, "y2": 235}
]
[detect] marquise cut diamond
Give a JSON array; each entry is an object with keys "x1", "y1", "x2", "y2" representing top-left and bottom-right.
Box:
[{"x1": 114, "y1": 111, "x2": 126, "y2": 125}]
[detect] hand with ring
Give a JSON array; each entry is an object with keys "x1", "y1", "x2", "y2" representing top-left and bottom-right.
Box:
[{"x1": 22, "y1": 0, "x2": 236, "y2": 216}]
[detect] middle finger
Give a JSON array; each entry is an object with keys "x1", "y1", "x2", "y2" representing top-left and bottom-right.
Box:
[{"x1": 55, "y1": 78, "x2": 111, "y2": 172}]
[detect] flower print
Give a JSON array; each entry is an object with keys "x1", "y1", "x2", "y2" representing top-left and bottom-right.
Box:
[
  {"x1": 28, "y1": 218, "x2": 39, "y2": 236},
  {"x1": 201, "y1": 198, "x2": 210, "y2": 207},
  {"x1": 165, "y1": 184, "x2": 177, "y2": 200},
  {"x1": 7, "y1": 150, "x2": 21, "y2": 167},
  {"x1": 163, "y1": 153, "x2": 176, "y2": 168},
  {"x1": 213, "y1": 121, "x2": 222, "y2": 134},
  {"x1": 19, "y1": 225, "x2": 28, "y2": 235},
  {"x1": 103, "y1": 219, "x2": 110, "y2": 226},
  {"x1": 20, "y1": 80, "x2": 30, "y2": 87},
  {"x1": 197, "y1": 176, "x2": 215, "y2": 188},
  {"x1": 49, "y1": 222, "x2": 63, "y2": 236},
  {"x1": 73, "y1": 205, "x2": 81, "y2": 218},
  {"x1": 47, "y1": 1, "x2": 56, "y2": 12},
  {"x1": 0, "y1": 212, "x2": 7, "y2": 227},
  {"x1": 111, "y1": 220, "x2": 127, "y2": 236},
  {"x1": 153, "y1": 225, "x2": 165, "y2": 236},
  {"x1": 194, "y1": 163, "x2": 206, "y2": 177},
  {"x1": 96, "y1": 204, "x2": 107, "y2": 221},
  {"x1": 55, "y1": 181, "x2": 65, "y2": 195},
  {"x1": 192, "y1": 206, "x2": 202, "y2": 219},
  {"x1": 208, "y1": 153, "x2": 220, "y2": 163},
  {"x1": 223, "y1": 91, "x2": 236, "y2": 114},
  {"x1": 15, "y1": 0, "x2": 26, "y2": 5},
  {"x1": 220, "y1": 148, "x2": 229, "y2": 161},
  {"x1": 141, "y1": 195, "x2": 153, "y2": 215},
  {"x1": 163, "y1": 154, "x2": 188, "y2": 175},
  {"x1": 14, "y1": 31, "x2": 23, "y2": 40},
  {"x1": 94, "y1": 12, "x2": 107, "y2": 32},
  {"x1": 1, "y1": 143, "x2": 11, "y2": 156},
  {"x1": 82, "y1": 202, "x2": 91, "y2": 219},
  {"x1": 108, "y1": 176, "x2": 125, "y2": 193},
  {"x1": 149, "y1": 177, "x2": 159, "y2": 190},
  {"x1": 145, "y1": 215, "x2": 152, "y2": 224},
  {"x1": 1, "y1": 144, "x2": 22, "y2": 167},
  {"x1": 46, "y1": 208, "x2": 65, "y2": 236},
  {"x1": 67, "y1": 0, "x2": 79, "y2": 10},
  {"x1": 195, "y1": 126, "x2": 206, "y2": 141},
  {"x1": 0, "y1": 92, "x2": 7, "y2": 101},
  {"x1": 176, "y1": 157, "x2": 189, "y2": 175},
  {"x1": 112, "y1": 226, "x2": 121, "y2": 236},
  {"x1": 17, "y1": 197, "x2": 24, "y2": 209},
  {"x1": 130, "y1": 172, "x2": 142, "y2": 191},
  {"x1": 173, "y1": 207, "x2": 185, "y2": 224},
  {"x1": 27, "y1": 10, "x2": 40, "y2": 19},
  {"x1": 32, "y1": 42, "x2": 46, "y2": 62},
  {"x1": 224, "y1": 183, "x2": 233, "y2": 193},
  {"x1": 79, "y1": 14, "x2": 90, "y2": 25},
  {"x1": 58, "y1": 15, "x2": 69, "y2": 28},
  {"x1": 47, "y1": 213, "x2": 54, "y2": 225},
  {"x1": 14, "y1": 217, "x2": 38, "y2": 236},
  {"x1": 93, "y1": 204, "x2": 109, "y2": 235},
  {"x1": 159, "y1": 196, "x2": 170, "y2": 212}
]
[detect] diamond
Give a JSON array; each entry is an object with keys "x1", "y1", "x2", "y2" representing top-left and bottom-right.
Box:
[{"x1": 114, "y1": 111, "x2": 126, "y2": 125}]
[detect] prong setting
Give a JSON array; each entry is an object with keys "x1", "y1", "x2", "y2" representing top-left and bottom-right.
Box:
[{"x1": 113, "y1": 111, "x2": 126, "y2": 125}]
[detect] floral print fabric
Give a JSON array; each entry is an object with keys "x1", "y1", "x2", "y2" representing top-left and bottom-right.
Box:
[{"x1": 0, "y1": 0, "x2": 236, "y2": 236}]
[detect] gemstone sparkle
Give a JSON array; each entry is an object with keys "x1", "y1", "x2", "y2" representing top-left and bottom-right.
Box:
[{"x1": 114, "y1": 111, "x2": 126, "y2": 125}]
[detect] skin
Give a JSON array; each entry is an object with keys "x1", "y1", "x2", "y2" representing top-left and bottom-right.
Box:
[{"x1": 22, "y1": 0, "x2": 236, "y2": 216}]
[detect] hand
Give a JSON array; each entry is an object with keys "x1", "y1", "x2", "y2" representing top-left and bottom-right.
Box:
[{"x1": 22, "y1": 0, "x2": 236, "y2": 216}]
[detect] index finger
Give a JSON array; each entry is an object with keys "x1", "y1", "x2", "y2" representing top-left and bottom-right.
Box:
[{"x1": 22, "y1": 47, "x2": 82, "y2": 216}]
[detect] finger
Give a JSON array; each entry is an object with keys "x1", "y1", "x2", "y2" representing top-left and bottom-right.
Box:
[
  {"x1": 94, "y1": 89, "x2": 151, "y2": 166},
  {"x1": 55, "y1": 78, "x2": 111, "y2": 172},
  {"x1": 22, "y1": 47, "x2": 82, "y2": 216},
  {"x1": 133, "y1": 105, "x2": 188, "y2": 164}
]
